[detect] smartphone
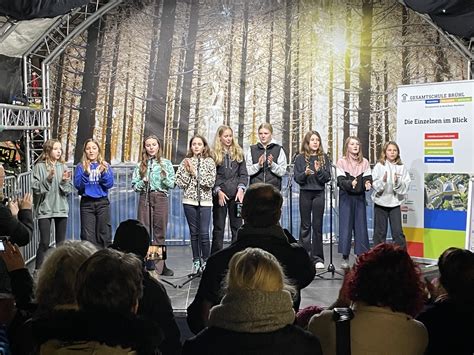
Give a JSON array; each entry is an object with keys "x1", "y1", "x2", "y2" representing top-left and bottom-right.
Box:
[
  {"x1": 0, "y1": 237, "x2": 7, "y2": 252},
  {"x1": 236, "y1": 202, "x2": 242, "y2": 218},
  {"x1": 147, "y1": 245, "x2": 167, "y2": 261}
]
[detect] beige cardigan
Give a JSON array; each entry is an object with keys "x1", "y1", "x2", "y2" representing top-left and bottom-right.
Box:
[{"x1": 308, "y1": 302, "x2": 428, "y2": 355}]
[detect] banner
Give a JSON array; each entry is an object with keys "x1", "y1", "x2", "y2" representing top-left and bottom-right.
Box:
[{"x1": 397, "y1": 80, "x2": 473, "y2": 260}]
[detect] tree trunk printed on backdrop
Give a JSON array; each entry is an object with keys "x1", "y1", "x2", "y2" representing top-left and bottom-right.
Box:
[
  {"x1": 358, "y1": 0, "x2": 373, "y2": 161},
  {"x1": 104, "y1": 22, "x2": 121, "y2": 162},
  {"x1": 144, "y1": 0, "x2": 177, "y2": 140},
  {"x1": 342, "y1": 4, "x2": 351, "y2": 145},
  {"x1": 74, "y1": 19, "x2": 105, "y2": 164},
  {"x1": 282, "y1": 0, "x2": 292, "y2": 155},
  {"x1": 177, "y1": 0, "x2": 200, "y2": 162},
  {"x1": 237, "y1": 0, "x2": 249, "y2": 148},
  {"x1": 47, "y1": 0, "x2": 468, "y2": 165}
]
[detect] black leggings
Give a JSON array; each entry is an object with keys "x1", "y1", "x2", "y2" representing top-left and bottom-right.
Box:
[{"x1": 35, "y1": 217, "x2": 67, "y2": 269}]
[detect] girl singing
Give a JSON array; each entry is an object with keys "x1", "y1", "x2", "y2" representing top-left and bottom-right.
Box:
[
  {"x1": 336, "y1": 136, "x2": 372, "y2": 268},
  {"x1": 294, "y1": 131, "x2": 331, "y2": 269},
  {"x1": 74, "y1": 138, "x2": 114, "y2": 248},
  {"x1": 32, "y1": 139, "x2": 72, "y2": 269},
  {"x1": 176, "y1": 135, "x2": 216, "y2": 272},
  {"x1": 132, "y1": 135, "x2": 175, "y2": 275},
  {"x1": 211, "y1": 126, "x2": 248, "y2": 253},
  {"x1": 371, "y1": 141, "x2": 411, "y2": 248}
]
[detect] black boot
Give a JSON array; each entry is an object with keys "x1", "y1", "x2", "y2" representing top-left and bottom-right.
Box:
[{"x1": 160, "y1": 262, "x2": 174, "y2": 276}]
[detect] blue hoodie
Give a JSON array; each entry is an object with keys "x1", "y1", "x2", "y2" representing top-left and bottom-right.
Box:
[{"x1": 74, "y1": 162, "x2": 114, "y2": 198}]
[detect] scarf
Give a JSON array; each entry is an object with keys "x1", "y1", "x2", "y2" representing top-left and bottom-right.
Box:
[{"x1": 208, "y1": 289, "x2": 295, "y2": 333}]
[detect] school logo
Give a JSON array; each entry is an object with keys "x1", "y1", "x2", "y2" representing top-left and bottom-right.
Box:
[{"x1": 401, "y1": 93, "x2": 408, "y2": 102}]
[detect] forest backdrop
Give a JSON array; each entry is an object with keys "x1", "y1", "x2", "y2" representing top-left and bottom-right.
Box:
[{"x1": 46, "y1": 0, "x2": 468, "y2": 165}]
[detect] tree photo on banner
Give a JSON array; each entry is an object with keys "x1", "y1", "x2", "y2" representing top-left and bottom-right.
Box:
[{"x1": 43, "y1": 0, "x2": 468, "y2": 168}]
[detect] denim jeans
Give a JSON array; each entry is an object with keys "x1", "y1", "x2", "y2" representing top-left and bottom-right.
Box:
[{"x1": 183, "y1": 204, "x2": 211, "y2": 261}]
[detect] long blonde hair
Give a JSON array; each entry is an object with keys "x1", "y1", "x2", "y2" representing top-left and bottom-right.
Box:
[
  {"x1": 81, "y1": 138, "x2": 108, "y2": 172},
  {"x1": 343, "y1": 136, "x2": 364, "y2": 163},
  {"x1": 226, "y1": 247, "x2": 294, "y2": 293},
  {"x1": 300, "y1": 131, "x2": 325, "y2": 167},
  {"x1": 213, "y1": 125, "x2": 243, "y2": 166},
  {"x1": 38, "y1": 139, "x2": 65, "y2": 165},
  {"x1": 378, "y1": 141, "x2": 403, "y2": 165},
  {"x1": 139, "y1": 135, "x2": 163, "y2": 179}
]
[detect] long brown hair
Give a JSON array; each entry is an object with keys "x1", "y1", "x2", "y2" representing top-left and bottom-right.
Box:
[
  {"x1": 38, "y1": 139, "x2": 65, "y2": 165},
  {"x1": 139, "y1": 135, "x2": 163, "y2": 178},
  {"x1": 343, "y1": 136, "x2": 363, "y2": 163},
  {"x1": 378, "y1": 141, "x2": 402, "y2": 165},
  {"x1": 81, "y1": 138, "x2": 108, "y2": 172},
  {"x1": 300, "y1": 131, "x2": 325, "y2": 167},
  {"x1": 213, "y1": 125, "x2": 243, "y2": 165},
  {"x1": 185, "y1": 134, "x2": 214, "y2": 160}
]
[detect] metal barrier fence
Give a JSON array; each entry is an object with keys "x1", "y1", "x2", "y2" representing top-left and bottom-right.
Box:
[{"x1": 4, "y1": 164, "x2": 377, "y2": 264}]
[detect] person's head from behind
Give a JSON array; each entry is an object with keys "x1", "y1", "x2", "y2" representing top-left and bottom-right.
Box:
[
  {"x1": 346, "y1": 243, "x2": 424, "y2": 317},
  {"x1": 226, "y1": 247, "x2": 286, "y2": 293},
  {"x1": 36, "y1": 241, "x2": 97, "y2": 311},
  {"x1": 112, "y1": 219, "x2": 150, "y2": 261},
  {"x1": 241, "y1": 183, "x2": 282, "y2": 228},
  {"x1": 438, "y1": 247, "x2": 474, "y2": 305},
  {"x1": 75, "y1": 248, "x2": 143, "y2": 314}
]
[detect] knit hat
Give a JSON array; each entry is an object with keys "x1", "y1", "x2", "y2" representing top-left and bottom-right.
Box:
[{"x1": 112, "y1": 219, "x2": 150, "y2": 259}]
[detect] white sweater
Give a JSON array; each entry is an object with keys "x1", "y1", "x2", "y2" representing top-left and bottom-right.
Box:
[{"x1": 371, "y1": 161, "x2": 411, "y2": 207}]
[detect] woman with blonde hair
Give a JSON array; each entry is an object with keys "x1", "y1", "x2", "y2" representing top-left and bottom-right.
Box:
[
  {"x1": 211, "y1": 125, "x2": 248, "y2": 253},
  {"x1": 294, "y1": 131, "x2": 331, "y2": 269},
  {"x1": 73, "y1": 138, "x2": 114, "y2": 248},
  {"x1": 183, "y1": 247, "x2": 322, "y2": 355}
]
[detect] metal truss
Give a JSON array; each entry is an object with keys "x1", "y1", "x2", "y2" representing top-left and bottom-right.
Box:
[
  {"x1": 0, "y1": 104, "x2": 49, "y2": 168},
  {"x1": 1, "y1": 0, "x2": 123, "y2": 170},
  {"x1": 0, "y1": 16, "x2": 17, "y2": 43},
  {"x1": 23, "y1": 0, "x2": 123, "y2": 109}
]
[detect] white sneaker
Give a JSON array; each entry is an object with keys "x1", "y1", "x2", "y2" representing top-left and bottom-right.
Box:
[
  {"x1": 341, "y1": 260, "x2": 350, "y2": 269},
  {"x1": 192, "y1": 260, "x2": 201, "y2": 273},
  {"x1": 315, "y1": 262, "x2": 325, "y2": 269}
]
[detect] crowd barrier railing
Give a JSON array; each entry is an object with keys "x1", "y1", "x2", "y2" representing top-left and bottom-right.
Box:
[{"x1": 3, "y1": 164, "x2": 375, "y2": 264}]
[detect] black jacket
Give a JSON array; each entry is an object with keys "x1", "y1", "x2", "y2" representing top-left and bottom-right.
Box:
[
  {"x1": 32, "y1": 309, "x2": 163, "y2": 355},
  {"x1": 139, "y1": 272, "x2": 182, "y2": 355},
  {"x1": 187, "y1": 224, "x2": 315, "y2": 333},
  {"x1": 182, "y1": 325, "x2": 322, "y2": 355},
  {"x1": 0, "y1": 206, "x2": 33, "y2": 293},
  {"x1": 214, "y1": 153, "x2": 248, "y2": 198}
]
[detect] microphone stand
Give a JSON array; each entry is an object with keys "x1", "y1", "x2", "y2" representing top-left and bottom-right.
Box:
[
  {"x1": 286, "y1": 154, "x2": 297, "y2": 235},
  {"x1": 179, "y1": 155, "x2": 203, "y2": 288},
  {"x1": 316, "y1": 163, "x2": 344, "y2": 280},
  {"x1": 145, "y1": 157, "x2": 177, "y2": 288}
]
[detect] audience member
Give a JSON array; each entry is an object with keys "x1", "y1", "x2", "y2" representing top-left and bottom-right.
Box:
[
  {"x1": 187, "y1": 183, "x2": 315, "y2": 334},
  {"x1": 0, "y1": 163, "x2": 33, "y2": 294},
  {"x1": 183, "y1": 247, "x2": 322, "y2": 355},
  {"x1": 308, "y1": 243, "x2": 428, "y2": 355},
  {"x1": 34, "y1": 248, "x2": 162, "y2": 354},
  {"x1": 35, "y1": 241, "x2": 97, "y2": 313},
  {"x1": 112, "y1": 219, "x2": 182, "y2": 355},
  {"x1": 417, "y1": 247, "x2": 474, "y2": 355}
]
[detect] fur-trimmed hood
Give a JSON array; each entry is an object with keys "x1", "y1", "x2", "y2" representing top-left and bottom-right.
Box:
[{"x1": 32, "y1": 309, "x2": 163, "y2": 354}]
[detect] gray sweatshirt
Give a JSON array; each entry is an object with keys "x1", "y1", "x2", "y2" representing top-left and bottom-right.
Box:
[{"x1": 32, "y1": 161, "x2": 72, "y2": 218}]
